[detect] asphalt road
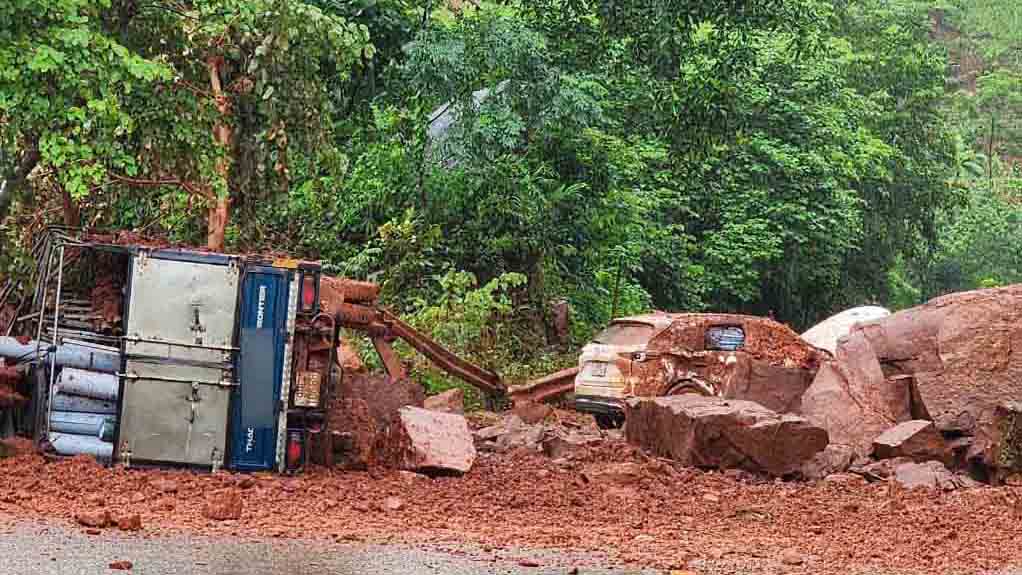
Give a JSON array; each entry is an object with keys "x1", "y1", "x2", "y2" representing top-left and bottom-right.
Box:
[{"x1": 0, "y1": 520, "x2": 652, "y2": 575}]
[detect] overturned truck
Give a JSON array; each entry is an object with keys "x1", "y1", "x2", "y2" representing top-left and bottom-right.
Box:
[{"x1": 0, "y1": 229, "x2": 504, "y2": 474}]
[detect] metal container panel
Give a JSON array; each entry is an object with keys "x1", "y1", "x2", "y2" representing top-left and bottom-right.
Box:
[
  {"x1": 229, "y1": 266, "x2": 290, "y2": 471},
  {"x1": 118, "y1": 253, "x2": 239, "y2": 467}
]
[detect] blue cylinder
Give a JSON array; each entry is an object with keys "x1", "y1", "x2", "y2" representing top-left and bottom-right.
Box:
[
  {"x1": 51, "y1": 393, "x2": 117, "y2": 415},
  {"x1": 56, "y1": 368, "x2": 119, "y2": 401},
  {"x1": 49, "y1": 432, "x2": 114, "y2": 458},
  {"x1": 49, "y1": 411, "x2": 115, "y2": 436},
  {"x1": 0, "y1": 338, "x2": 120, "y2": 373}
]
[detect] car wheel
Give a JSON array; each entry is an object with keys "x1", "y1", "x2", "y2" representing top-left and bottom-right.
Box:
[{"x1": 594, "y1": 414, "x2": 622, "y2": 430}]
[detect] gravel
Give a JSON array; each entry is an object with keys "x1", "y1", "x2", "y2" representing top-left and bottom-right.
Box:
[
  {"x1": 3, "y1": 432, "x2": 1022, "y2": 574},
  {"x1": 0, "y1": 520, "x2": 645, "y2": 575}
]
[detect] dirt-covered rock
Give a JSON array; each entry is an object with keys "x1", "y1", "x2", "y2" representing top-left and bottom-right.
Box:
[
  {"x1": 801, "y1": 444, "x2": 856, "y2": 480},
  {"x1": 378, "y1": 406, "x2": 476, "y2": 474},
  {"x1": 624, "y1": 395, "x2": 828, "y2": 476},
  {"x1": 801, "y1": 331, "x2": 911, "y2": 457},
  {"x1": 872, "y1": 420, "x2": 950, "y2": 464},
  {"x1": 202, "y1": 489, "x2": 243, "y2": 521},
  {"x1": 75, "y1": 510, "x2": 111, "y2": 528},
  {"x1": 424, "y1": 388, "x2": 464, "y2": 414},
  {"x1": 892, "y1": 461, "x2": 976, "y2": 491},
  {"x1": 853, "y1": 284, "x2": 1022, "y2": 472}
]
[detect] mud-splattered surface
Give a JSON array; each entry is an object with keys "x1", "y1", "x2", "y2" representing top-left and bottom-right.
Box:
[
  {"x1": 646, "y1": 313, "x2": 825, "y2": 369},
  {"x1": 2, "y1": 434, "x2": 1022, "y2": 574}
]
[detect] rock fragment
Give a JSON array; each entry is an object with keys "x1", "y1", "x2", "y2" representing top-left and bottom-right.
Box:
[
  {"x1": 849, "y1": 457, "x2": 914, "y2": 481},
  {"x1": 625, "y1": 395, "x2": 827, "y2": 476},
  {"x1": 512, "y1": 401, "x2": 553, "y2": 425},
  {"x1": 116, "y1": 513, "x2": 142, "y2": 531},
  {"x1": 379, "y1": 407, "x2": 476, "y2": 474},
  {"x1": 540, "y1": 430, "x2": 601, "y2": 459},
  {"x1": 872, "y1": 420, "x2": 950, "y2": 464},
  {"x1": 202, "y1": 490, "x2": 243, "y2": 521},
  {"x1": 892, "y1": 461, "x2": 960, "y2": 490},
  {"x1": 108, "y1": 560, "x2": 133, "y2": 570},
  {"x1": 75, "y1": 510, "x2": 111, "y2": 529},
  {"x1": 424, "y1": 388, "x2": 464, "y2": 414},
  {"x1": 780, "y1": 549, "x2": 804, "y2": 565},
  {"x1": 149, "y1": 478, "x2": 178, "y2": 494},
  {"x1": 801, "y1": 444, "x2": 856, "y2": 480},
  {"x1": 381, "y1": 496, "x2": 405, "y2": 512},
  {"x1": 854, "y1": 284, "x2": 1022, "y2": 473},
  {"x1": 582, "y1": 462, "x2": 643, "y2": 487}
]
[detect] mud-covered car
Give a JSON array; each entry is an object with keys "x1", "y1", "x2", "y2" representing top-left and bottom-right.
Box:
[{"x1": 573, "y1": 312, "x2": 826, "y2": 427}]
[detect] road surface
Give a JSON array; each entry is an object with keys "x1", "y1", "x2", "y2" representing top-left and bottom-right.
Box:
[{"x1": 0, "y1": 519, "x2": 651, "y2": 575}]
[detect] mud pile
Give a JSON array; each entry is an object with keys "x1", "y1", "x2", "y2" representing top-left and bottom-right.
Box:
[{"x1": 320, "y1": 373, "x2": 425, "y2": 469}]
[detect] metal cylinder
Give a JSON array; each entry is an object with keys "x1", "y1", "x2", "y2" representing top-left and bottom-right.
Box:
[
  {"x1": 98, "y1": 419, "x2": 116, "y2": 442},
  {"x1": 49, "y1": 411, "x2": 114, "y2": 436},
  {"x1": 49, "y1": 432, "x2": 113, "y2": 458},
  {"x1": 0, "y1": 338, "x2": 120, "y2": 373},
  {"x1": 56, "y1": 368, "x2": 119, "y2": 401},
  {"x1": 51, "y1": 392, "x2": 117, "y2": 415}
]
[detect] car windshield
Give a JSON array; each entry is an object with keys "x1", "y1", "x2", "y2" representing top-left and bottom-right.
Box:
[{"x1": 593, "y1": 322, "x2": 655, "y2": 346}]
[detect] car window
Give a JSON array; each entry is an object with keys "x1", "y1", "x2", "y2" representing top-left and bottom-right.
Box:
[
  {"x1": 705, "y1": 326, "x2": 745, "y2": 350},
  {"x1": 593, "y1": 323, "x2": 655, "y2": 346}
]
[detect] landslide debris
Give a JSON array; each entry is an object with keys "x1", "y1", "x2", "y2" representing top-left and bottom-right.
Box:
[
  {"x1": 2, "y1": 422, "x2": 1021, "y2": 575},
  {"x1": 824, "y1": 284, "x2": 1022, "y2": 479},
  {"x1": 624, "y1": 395, "x2": 828, "y2": 476}
]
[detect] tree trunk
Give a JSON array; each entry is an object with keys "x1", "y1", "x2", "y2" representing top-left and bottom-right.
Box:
[
  {"x1": 60, "y1": 187, "x2": 80, "y2": 227},
  {"x1": 206, "y1": 56, "x2": 232, "y2": 252},
  {"x1": 0, "y1": 141, "x2": 41, "y2": 221}
]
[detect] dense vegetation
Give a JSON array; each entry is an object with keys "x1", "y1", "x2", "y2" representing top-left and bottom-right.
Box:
[{"x1": 1, "y1": 0, "x2": 1019, "y2": 386}]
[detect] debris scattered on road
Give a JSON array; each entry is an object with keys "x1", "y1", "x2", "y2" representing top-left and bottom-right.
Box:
[{"x1": 202, "y1": 490, "x2": 243, "y2": 521}]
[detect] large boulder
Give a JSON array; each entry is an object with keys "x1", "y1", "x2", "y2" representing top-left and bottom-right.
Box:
[
  {"x1": 854, "y1": 285, "x2": 1022, "y2": 471},
  {"x1": 872, "y1": 420, "x2": 950, "y2": 465},
  {"x1": 720, "y1": 356, "x2": 815, "y2": 414},
  {"x1": 801, "y1": 331, "x2": 911, "y2": 456},
  {"x1": 624, "y1": 395, "x2": 828, "y2": 476},
  {"x1": 378, "y1": 407, "x2": 476, "y2": 474}
]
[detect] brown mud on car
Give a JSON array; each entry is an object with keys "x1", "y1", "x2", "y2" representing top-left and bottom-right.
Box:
[{"x1": 574, "y1": 312, "x2": 827, "y2": 427}]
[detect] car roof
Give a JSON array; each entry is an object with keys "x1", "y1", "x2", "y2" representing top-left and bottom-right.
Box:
[
  {"x1": 611, "y1": 312, "x2": 781, "y2": 332},
  {"x1": 610, "y1": 312, "x2": 677, "y2": 331}
]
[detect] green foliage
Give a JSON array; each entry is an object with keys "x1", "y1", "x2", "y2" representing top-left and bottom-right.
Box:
[
  {"x1": 0, "y1": 0, "x2": 171, "y2": 200},
  {"x1": 4, "y1": 0, "x2": 1020, "y2": 390}
]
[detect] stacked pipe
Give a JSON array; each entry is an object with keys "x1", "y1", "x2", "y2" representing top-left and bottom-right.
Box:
[
  {"x1": 48, "y1": 367, "x2": 119, "y2": 458},
  {"x1": 0, "y1": 338, "x2": 122, "y2": 454}
]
